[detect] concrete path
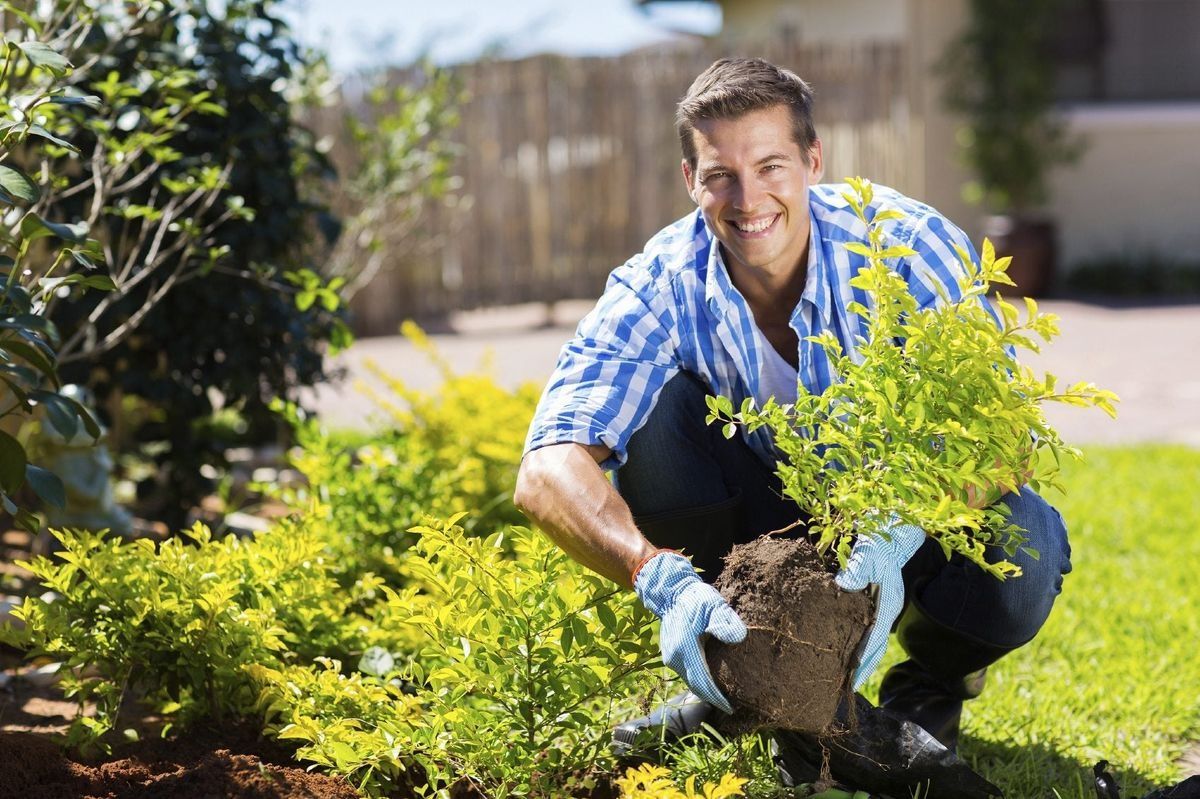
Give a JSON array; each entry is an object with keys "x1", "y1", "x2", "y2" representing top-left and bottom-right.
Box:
[{"x1": 307, "y1": 299, "x2": 1200, "y2": 448}]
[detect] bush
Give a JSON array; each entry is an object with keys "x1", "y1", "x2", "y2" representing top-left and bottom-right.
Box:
[
  {"x1": 256, "y1": 514, "x2": 659, "y2": 798},
  {"x1": 616, "y1": 764, "x2": 747, "y2": 799},
  {"x1": 0, "y1": 1, "x2": 356, "y2": 530},
  {"x1": 277, "y1": 321, "x2": 541, "y2": 584},
  {"x1": 1, "y1": 518, "x2": 367, "y2": 749},
  {"x1": 0, "y1": 1, "x2": 115, "y2": 530},
  {"x1": 709, "y1": 179, "x2": 1116, "y2": 575}
]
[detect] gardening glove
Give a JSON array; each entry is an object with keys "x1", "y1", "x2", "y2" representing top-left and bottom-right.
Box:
[
  {"x1": 633, "y1": 550, "x2": 746, "y2": 714},
  {"x1": 835, "y1": 520, "x2": 925, "y2": 690}
]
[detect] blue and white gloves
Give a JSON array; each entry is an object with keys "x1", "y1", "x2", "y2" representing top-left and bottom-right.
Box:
[
  {"x1": 634, "y1": 551, "x2": 746, "y2": 714},
  {"x1": 835, "y1": 520, "x2": 926, "y2": 690}
]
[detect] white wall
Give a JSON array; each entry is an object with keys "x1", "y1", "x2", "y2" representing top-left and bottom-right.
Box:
[{"x1": 1049, "y1": 103, "x2": 1200, "y2": 271}]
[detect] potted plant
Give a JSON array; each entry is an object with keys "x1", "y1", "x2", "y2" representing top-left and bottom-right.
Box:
[
  {"x1": 703, "y1": 179, "x2": 1116, "y2": 734},
  {"x1": 939, "y1": 0, "x2": 1085, "y2": 297}
]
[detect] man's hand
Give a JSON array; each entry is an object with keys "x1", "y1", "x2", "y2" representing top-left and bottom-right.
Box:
[
  {"x1": 835, "y1": 521, "x2": 925, "y2": 690},
  {"x1": 634, "y1": 551, "x2": 746, "y2": 713}
]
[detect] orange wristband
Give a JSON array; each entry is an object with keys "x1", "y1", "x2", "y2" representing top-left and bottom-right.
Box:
[{"x1": 631, "y1": 548, "x2": 681, "y2": 585}]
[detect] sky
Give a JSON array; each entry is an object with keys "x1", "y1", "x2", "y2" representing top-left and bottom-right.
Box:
[{"x1": 282, "y1": 0, "x2": 722, "y2": 73}]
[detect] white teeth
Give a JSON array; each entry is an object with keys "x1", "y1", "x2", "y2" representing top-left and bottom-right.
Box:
[{"x1": 736, "y1": 216, "x2": 775, "y2": 233}]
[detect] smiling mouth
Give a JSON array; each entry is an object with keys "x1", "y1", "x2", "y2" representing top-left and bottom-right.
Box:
[{"x1": 731, "y1": 214, "x2": 780, "y2": 237}]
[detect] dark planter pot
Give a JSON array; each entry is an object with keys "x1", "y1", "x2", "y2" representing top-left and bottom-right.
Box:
[{"x1": 981, "y1": 214, "x2": 1058, "y2": 297}]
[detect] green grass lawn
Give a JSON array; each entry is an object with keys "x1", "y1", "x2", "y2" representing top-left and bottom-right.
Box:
[{"x1": 949, "y1": 445, "x2": 1200, "y2": 798}]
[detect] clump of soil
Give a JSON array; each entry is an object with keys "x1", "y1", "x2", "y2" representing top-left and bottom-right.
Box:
[
  {"x1": 706, "y1": 535, "x2": 874, "y2": 735},
  {"x1": 0, "y1": 728, "x2": 362, "y2": 799}
]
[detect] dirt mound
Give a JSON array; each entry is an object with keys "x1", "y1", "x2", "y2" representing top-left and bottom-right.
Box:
[
  {"x1": 706, "y1": 535, "x2": 874, "y2": 735},
  {"x1": 0, "y1": 729, "x2": 361, "y2": 799}
]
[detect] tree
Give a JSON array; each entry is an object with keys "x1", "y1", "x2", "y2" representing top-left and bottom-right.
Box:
[{"x1": 32, "y1": 1, "x2": 350, "y2": 528}]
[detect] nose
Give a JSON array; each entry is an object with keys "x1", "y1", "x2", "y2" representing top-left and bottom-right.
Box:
[{"x1": 732, "y1": 174, "x2": 766, "y2": 213}]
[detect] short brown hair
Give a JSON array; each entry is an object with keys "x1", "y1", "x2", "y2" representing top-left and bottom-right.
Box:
[{"x1": 676, "y1": 57, "x2": 817, "y2": 171}]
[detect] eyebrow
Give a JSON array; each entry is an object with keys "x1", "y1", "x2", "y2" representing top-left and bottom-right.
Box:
[{"x1": 699, "y1": 152, "x2": 793, "y2": 180}]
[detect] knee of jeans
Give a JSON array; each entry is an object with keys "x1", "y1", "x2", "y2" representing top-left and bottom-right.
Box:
[
  {"x1": 1000, "y1": 487, "x2": 1072, "y2": 582},
  {"x1": 977, "y1": 489, "x2": 1071, "y2": 645}
]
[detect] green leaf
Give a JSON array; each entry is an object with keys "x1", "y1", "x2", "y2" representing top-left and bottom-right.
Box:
[
  {"x1": 13, "y1": 507, "x2": 39, "y2": 533},
  {"x1": 596, "y1": 603, "x2": 618, "y2": 635},
  {"x1": 980, "y1": 238, "x2": 996, "y2": 269},
  {"x1": 39, "y1": 273, "x2": 116, "y2": 294},
  {"x1": 875, "y1": 245, "x2": 918, "y2": 259},
  {"x1": 0, "y1": 165, "x2": 41, "y2": 204},
  {"x1": 25, "y1": 464, "x2": 65, "y2": 509},
  {"x1": 20, "y1": 213, "x2": 88, "y2": 243},
  {"x1": 15, "y1": 41, "x2": 71, "y2": 76},
  {"x1": 47, "y1": 94, "x2": 102, "y2": 109},
  {"x1": 25, "y1": 124, "x2": 79, "y2": 152},
  {"x1": 29, "y1": 390, "x2": 78, "y2": 440},
  {"x1": 0, "y1": 314, "x2": 59, "y2": 341},
  {"x1": 0, "y1": 430, "x2": 27, "y2": 493},
  {"x1": 326, "y1": 741, "x2": 362, "y2": 770},
  {"x1": 2, "y1": 339, "x2": 57, "y2": 383},
  {"x1": 55, "y1": 394, "x2": 101, "y2": 440}
]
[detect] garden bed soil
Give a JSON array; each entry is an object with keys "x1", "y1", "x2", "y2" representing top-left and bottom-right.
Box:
[
  {"x1": 706, "y1": 535, "x2": 874, "y2": 736},
  {"x1": 0, "y1": 727, "x2": 362, "y2": 799},
  {"x1": 1, "y1": 647, "x2": 361, "y2": 799}
]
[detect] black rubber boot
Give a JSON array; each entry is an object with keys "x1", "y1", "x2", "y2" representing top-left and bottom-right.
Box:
[
  {"x1": 773, "y1": 694, "x2": 1004, "y2": 799},
  {"x1": 879, "y1": 600, "x2": 1015, "y2": 752}
]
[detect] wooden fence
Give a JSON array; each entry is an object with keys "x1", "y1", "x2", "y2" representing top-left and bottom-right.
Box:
[{"x1": 338, "y1": 38, "x2": 913, "y2": 335}]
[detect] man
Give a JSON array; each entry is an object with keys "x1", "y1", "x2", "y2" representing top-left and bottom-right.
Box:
[{"x1": 513, "y1": 57, "x2": 1070, "y2": 756}]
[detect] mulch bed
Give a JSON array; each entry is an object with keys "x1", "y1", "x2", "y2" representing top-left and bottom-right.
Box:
[{"x1": 0, "y1": 728, "x2": 361, "y2": 799}]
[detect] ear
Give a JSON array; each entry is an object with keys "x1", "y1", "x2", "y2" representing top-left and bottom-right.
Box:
[
  {"x1": 807, "y1": 139, "x2": 825, "y2": 183},
  {"x1": 681, "y1": 159, "x2": 698, "y2": 204}
]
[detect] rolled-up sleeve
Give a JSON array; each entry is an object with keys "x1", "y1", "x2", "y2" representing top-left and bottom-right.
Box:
[
  {"x1": 524, "y1": 264, "x2": 681, "y2": 471},
  {"x1": 903, "y1": 214, "x2": 1007, "y2": 335}
]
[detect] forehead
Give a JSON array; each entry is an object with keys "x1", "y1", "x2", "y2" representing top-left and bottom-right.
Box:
[{"x1": 691, "y1": 105, "x2": 801, "y2": 165}]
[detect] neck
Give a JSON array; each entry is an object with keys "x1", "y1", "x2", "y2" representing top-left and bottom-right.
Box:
[{"x1": 723, "y1": 246, "x2": 809, "y2": 322}]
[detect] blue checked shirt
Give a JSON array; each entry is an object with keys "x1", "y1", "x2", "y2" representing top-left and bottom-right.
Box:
[{"x1": 524, "y1": 183, "x2": 986, "y2": 471}]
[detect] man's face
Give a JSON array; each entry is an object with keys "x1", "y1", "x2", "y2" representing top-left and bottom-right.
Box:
[{"x1": 682, "y1": 105, "x2": 823, "y2": 279}]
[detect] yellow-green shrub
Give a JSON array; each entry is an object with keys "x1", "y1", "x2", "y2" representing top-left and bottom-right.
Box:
[
  {"x1": 710, "y1": 178, "x2": 1116, "y2": 576},
  {"x1": 262, "y1": 514, "x2": 661, "y2": 798},
  {"x1": 278, "y1": 321, "x2": 541, "y2": 583},
  {"x1": 249, "y1": 659, "x2": 423, "y2": 796},
  {"x1": 0, "y1": 517, "x2": 367, "y2": 748}
]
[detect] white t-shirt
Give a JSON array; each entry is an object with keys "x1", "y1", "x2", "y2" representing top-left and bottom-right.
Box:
[{"x1": 753, "y1": 323, "x2": 799, "y2": 407}]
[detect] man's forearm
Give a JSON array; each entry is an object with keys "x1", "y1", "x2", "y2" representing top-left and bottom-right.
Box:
[{"x1": 514, "y1": 443, "x2": 658, "y2": 589}]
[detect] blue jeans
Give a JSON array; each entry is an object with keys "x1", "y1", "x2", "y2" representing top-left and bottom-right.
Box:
[{"x1": 617, "y1": 372, "x2": 1072, "y2": 651}]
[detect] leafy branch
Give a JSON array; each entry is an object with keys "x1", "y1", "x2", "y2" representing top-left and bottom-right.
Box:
[{"x1": 708, "y1": 177, "x2": 1117, "y2": 578}]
